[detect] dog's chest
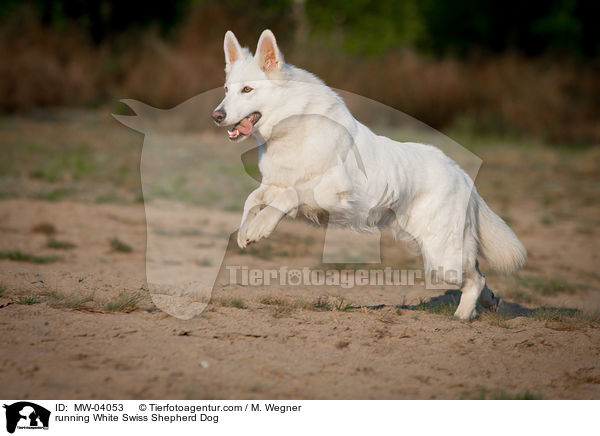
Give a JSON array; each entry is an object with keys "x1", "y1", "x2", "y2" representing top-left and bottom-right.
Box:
[{"x1": 258, "y1": 143, "x2": 323, "y2": 187}]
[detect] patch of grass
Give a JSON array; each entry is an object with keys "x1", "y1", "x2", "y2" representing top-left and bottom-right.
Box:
[
  {"x1": 45, "y1": 291, "x2": 94, "y2": 310},
  {"x1": 515, "y1": 275, "x2": 577, "y2": 296},
  {"x1": 467, "y1": 388, "x2": 541, "y2": 400},
  {"x1": 31, "y1": 222, "x2": 56, "y2": 235},
  {"x1": 302, "y1": 296, "x2": 349, "y2": 312},
  {"x1": 0, "y1": 250, "x2": 62, "y2": 263},
  {"x1": 217, "y1": 297, "x2": 247, "y2": 309},
  {"x1": 47, "y1": 239, "x2": 77, "y2": 250},
  {"x1": 259, "y1": 295, "x2": 289, "y2": 306},
  {"x1": 104, "y1": 291, "x2": 143, "y2": 313},
  {"x1": 16, "y1": 296, "x2": 40, "y2": 305},
  {"x1": 297, "y1": 296, "x2": 351, "y2": 312},
  {"x1": 531, "y1": 307, "x2": 600, "y2": 330},
  {"x1": 198, "y1": 257, "x2": 212, "y2": 266},
  {"x1": 36, "y1": 188, "x2": 73, "y2": 201},
  {"x1": 533, "y1": 307, "x2": 573, "y2": 322},
  {"x1": 29, "y1": 147, "x2": 99, "y2": 182},
  {"x1": 413, "y1": 298, "x2": 458, "y2": 316},
  {"x1": 500, "y1": 287, "x2": 539, "y2": 304},
  {"x1": 109, "y1": 237, "x2": 133, "y2": 253},
  {"x1": 269, "y1": 304, "x2": 293, "y2": 318},
  {"x1": 259, "y1": 295, "x2": 351, "y2": 314},
  {"x1": 480, "y1": 311, "x2": 511, "y2": 328},
  {"x1": 196, "y1": 241, "x2": 216, "y2": 248},
  {"x1": 95, "y1": 193, "x2": 121, "y2": 203},
  {"x1": 259, "y1": 295, "x2": 294, "y2": 317}
]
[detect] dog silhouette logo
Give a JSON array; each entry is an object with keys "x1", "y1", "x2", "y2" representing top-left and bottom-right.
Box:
[{"x1": 3, "y1": 402, "x2": 50, "y2": 433}]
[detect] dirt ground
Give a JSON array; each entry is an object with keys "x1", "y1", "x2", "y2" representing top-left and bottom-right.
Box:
[{"x1": 0, "y1": 110, "x2": 599, "y2": 399}]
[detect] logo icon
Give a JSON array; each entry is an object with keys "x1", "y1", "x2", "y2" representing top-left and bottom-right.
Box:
[{"x1": 3, "y1": 402, "x2": 50, "y2": 434}]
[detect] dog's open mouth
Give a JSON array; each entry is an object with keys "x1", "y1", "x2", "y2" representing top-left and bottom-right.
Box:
[{"x1": 228, "y1": 112, "x2": 262, "y2": 141}]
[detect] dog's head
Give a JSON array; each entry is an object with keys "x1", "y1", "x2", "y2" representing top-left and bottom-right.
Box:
[{"x1": 211, "y1": 29, "x2": 287, "y2": 143}]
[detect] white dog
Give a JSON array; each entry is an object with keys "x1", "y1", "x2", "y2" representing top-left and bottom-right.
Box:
[{"x1": 212, "y1": 30, "x2": 526, "y2": 320}]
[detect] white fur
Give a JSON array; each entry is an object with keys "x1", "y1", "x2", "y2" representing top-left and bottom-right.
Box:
[{"x1": 214, "y1": 30, "x2": 526, "y2": 320}]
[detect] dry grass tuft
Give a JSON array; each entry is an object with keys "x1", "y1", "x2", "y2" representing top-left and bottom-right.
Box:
[
  {"x1": 216, "y1": 297, "x2": 247, "y2": 309},
  {"x1": 47, "y1": 239, "x2": 77, "y2": 250},
  {"x1": 45, "y1": 291, "x2": 95, "y2": 310},
  {"x1": 31, "y1": 223, "x2": 56, "y2": 235},
  {"x1": 0, "y1": 250, "x2": 62, "y2": 263},
  {"x1": 109, "y1": 237, "x2": 133, "y2": 253},
  {"x1": 104, "y1": 291, "x2": 143, "y2": 312}
]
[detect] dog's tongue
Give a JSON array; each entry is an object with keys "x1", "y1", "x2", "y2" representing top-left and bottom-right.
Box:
[{"x1": 237, "y1": 117, "x2": 253, "y2": 135}]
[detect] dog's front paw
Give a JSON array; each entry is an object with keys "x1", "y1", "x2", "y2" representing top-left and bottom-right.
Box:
[
  {"x1": 237, "y1": 221, "x2": 250, "y2": 249},
  {"x1": 241, "y1": 214, "x2": 276, "y2": 247}
]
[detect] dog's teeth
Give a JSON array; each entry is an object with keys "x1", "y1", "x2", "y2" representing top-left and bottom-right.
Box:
[{"x1": 228, "y1": 129, "x2": 240, "y2": 139}]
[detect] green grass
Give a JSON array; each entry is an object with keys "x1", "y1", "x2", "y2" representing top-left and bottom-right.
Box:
[
  {"x1": 514, "y1": 275, "x2": 577, "y2": 297},
  {"x1": 95, "y1": 193, "x2": 122, "y2": 203},
  {"x1": 309, "y1": 296, "x2": 351, "y2": 312},
  {"x1": 109, "y1": 237, "x2": 133, "y2": 253},
  {"x1": 45, "y1": 291, "x2": 94, "y2": 310},
  {"x1": 104, "y1": 291, "x2": 143, "y2": 312},
  {"x1": 16, "y1": 296, "x2": 40, "y2": 305},
  {"x1": 198, "y1": 257, "x2": 212, "y2": 266},
  {"x1": 47, "y1": 239, "x2": 77, "y2": 250},
  {"x1": 259, "y1": 295, "x2": 351, "y2": 313},
  {"x1": 29, "y1": 147, "x2": 100, "y2": 183},
  {"x1": 412, "y1": 298, "x2": 459, "y2": 316},
  {"x1": 466, "y1": 388, "x2": 541, "y2": 400},
  {"x1": 36, "y1": 188, "x2": 74, "y2": 201},
  {"x1": 0, "y1": 250, "x2": 62, "y2": 263},
  {"x1": 217, "y1": 297, "x2": 247, "y2": 309},
  {"x1": 532, "y1": 307, "x2": 599, "y2": 325}
]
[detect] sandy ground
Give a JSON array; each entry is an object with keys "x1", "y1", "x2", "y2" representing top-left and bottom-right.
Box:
[{"x1": 0, "y1": 196, "x2": 599, "y2": 400}]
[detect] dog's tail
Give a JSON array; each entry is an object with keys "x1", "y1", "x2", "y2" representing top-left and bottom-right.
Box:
[{"x1": 475, "y1": 195, "x2": 526, "y2": 274}]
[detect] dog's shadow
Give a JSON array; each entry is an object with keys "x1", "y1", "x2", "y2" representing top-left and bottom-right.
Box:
[{"x1": 410, "y1": 289, "x2": 583, "y2": 320}]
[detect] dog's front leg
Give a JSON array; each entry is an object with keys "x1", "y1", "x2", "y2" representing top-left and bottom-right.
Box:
[
  {"x1": 240, "y1": 187, "x2": 299, "y2": 247},
  {"x1": 237, "y1": 185, "x2": 269, "y2": 248}
]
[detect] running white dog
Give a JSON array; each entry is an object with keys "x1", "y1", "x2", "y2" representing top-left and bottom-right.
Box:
[{"x1": 212, "y1": 30, "x2": 526, "y2": 320}]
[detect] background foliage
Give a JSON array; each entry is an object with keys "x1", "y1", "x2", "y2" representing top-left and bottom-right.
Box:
[{"x1": 0, "y1": 0, "x2": 599, "y2": 143}]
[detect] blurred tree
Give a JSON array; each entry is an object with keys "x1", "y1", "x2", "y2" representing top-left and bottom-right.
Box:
[
  {"x1": 1, "y1": 0, "x2": 598, "y2": 57},
  {"x1": 305, "y1": 0, "x2": 424, "y2": 55},
  {"x1": 417, "y1": 0, "x2": 598, "y2": 57},
  {"x1": 0, "y1": 0, "x2": 189, "y2": 42}
]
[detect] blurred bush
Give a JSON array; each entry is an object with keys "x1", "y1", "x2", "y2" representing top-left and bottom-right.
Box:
[{"x1": 0, "y1": 0, "x2": 599, "y2": 143}]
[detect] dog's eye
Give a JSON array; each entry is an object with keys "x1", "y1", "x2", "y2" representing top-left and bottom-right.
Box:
[
  {"x1": 241, "y1": 86, "x2": 253, "y2": 93},
  {"x1": 224, "y1": 86, "x2": 228, "y2": 93}
]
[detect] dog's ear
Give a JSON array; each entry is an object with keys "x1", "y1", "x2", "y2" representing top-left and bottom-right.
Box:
[
  {"x1": 224, "y1": 31, "x2": 243, "y2": 74},
  {"x1": 255, "y1": 29, "x2": 283, "y2": 73}
]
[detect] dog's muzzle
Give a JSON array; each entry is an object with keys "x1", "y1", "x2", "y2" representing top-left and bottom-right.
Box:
[{"x1": 211, "y1": 109, "x2": 226, "y2": 124}]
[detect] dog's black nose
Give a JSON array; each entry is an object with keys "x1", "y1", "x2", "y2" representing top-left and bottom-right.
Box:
[{"x1": 212, "y1": 109, "x2": 226, "y2": 124}]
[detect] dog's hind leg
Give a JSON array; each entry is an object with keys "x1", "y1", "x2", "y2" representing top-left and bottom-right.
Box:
[
  {"x1": 454, "y1": 264, "x2": 485, "y2": 321},
  {"x1": 453, "y1": 232, "x2": 485, "y2": 321}
]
